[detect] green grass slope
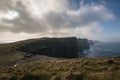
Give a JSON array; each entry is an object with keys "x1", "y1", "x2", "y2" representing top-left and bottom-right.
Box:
[
  {"x1": 0, "y1": 44, "x2": 25, "y2": 62},
  {"x1": 0, "y1": 57, "x2": 120, "y2": 80},
  {"x1": 0, "y1": 38, "x2": 54, "y2": 62}
]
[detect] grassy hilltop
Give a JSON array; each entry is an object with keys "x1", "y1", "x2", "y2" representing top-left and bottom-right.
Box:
[{"x1": 0, "y1": 37, "x2": 78, "y2": 63}]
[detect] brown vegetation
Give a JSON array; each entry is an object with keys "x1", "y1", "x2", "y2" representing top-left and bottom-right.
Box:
[{"x1": 0, "y1": 57, "x2": 120, "y2": 80}]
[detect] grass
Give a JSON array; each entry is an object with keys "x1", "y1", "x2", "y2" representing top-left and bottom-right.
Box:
[
  {"x1": 0, "y1": 57, "x2": 119, "y2": 80},
  {"x1": 0, "y1": 52, "x2": 25, "y2": 62},
  {"x1": 0, "y1": 38, "x2": 45, "y2": 62},
  {"x1": 0, "y1": 42, "x2": 26, "y2": 62},
  {"x1": 0, "y1": 43, "x2": 25, "y2": 62}
]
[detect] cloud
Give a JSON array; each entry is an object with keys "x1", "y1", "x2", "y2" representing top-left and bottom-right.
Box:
[
  {"x1": 0, "y1": 31, "x2": 40, "y2": 43},
  {"x1": 0, "y1": 0, "x2": 115, "y2": 42}
]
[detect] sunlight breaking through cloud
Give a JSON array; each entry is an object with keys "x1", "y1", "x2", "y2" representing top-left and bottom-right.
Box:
[{"x1": 0, "y1": 0, "x2": 115, "y2": 42}]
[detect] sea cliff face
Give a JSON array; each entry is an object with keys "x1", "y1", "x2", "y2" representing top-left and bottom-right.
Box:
[
  {"x1": 77, "y1": 38, "x2": 90, "y2": 53},
  {"x1": 16, "y1": 37, "x2": 78, "y2": 58},
  {"x1": 0, "y1": 37, "x2": 90, "y2": 61}
]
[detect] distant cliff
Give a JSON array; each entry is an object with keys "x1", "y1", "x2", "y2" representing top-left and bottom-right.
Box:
[
  {"x1": 77, "y1": 38, "x2": 90, "y2": 53},
  {"x1": 16, "y1": 37, "x2": 78, "y2": 58},
  {"x1": 88, "y1": 40, "x2": 94, "y2": 45}
]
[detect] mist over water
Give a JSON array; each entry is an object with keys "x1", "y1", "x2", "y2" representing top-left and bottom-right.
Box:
[{"x1": 79, "y1": 42, "x2": 120, "y2": 58}]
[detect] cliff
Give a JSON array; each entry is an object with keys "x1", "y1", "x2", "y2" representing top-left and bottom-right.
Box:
[
  {"x1": 16, "y1": 37, "x2": 78, "y2": 58},
  {"x1": 88, "y1": 40, "x2": 94, "y2": 45},
  {"x1": 0, "y1": 37, "x2": 91, "y2": 63},
  {"x1": 77, "y1": 38, "x2": 90, "y2": 53}
]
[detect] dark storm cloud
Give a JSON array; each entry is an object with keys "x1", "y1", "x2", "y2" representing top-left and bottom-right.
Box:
[
  {"x1": 0, "y1": 0, "x2": 114, "y2": 38},
  {"x1": 0, "y1": 1, "x2": 48, "y2": 33}
]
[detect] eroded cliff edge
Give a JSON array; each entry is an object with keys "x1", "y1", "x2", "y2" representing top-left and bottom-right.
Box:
[
  {"x1": 0, "y1": 37, "x2": 90, "y2": 62},
  {"x1": 15, "y1": 37, "x2": 78, "y2": 58}
]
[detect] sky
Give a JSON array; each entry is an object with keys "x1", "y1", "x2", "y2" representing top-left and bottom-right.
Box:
[{"x1": 0, "y1": 0, "x2": 120, "y2": 43}]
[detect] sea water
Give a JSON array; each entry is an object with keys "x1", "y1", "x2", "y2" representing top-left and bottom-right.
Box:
[{"x1": 79, "y1": 42, "x2": 120, "y2": 58}]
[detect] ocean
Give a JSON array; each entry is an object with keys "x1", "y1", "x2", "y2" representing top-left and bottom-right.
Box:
[{"x1": 79, "y1": 42, "x2": 120, "y2": 58}]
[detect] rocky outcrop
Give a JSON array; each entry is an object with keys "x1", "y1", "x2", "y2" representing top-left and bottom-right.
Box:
[
  {"x1": 77, "y1": 38, "x2": 90, "y2": 53},
  {"x1": 16, "y1": 37, "x2": 78, "y2": 58}
]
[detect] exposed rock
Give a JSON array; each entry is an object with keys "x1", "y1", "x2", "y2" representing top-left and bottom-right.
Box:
[
  {"x1": 77, "y1": 38, "x2": 89, "y2": 53},
  {"x1": 16, "y1": 37, "x2": 78, "y2": 58}
]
